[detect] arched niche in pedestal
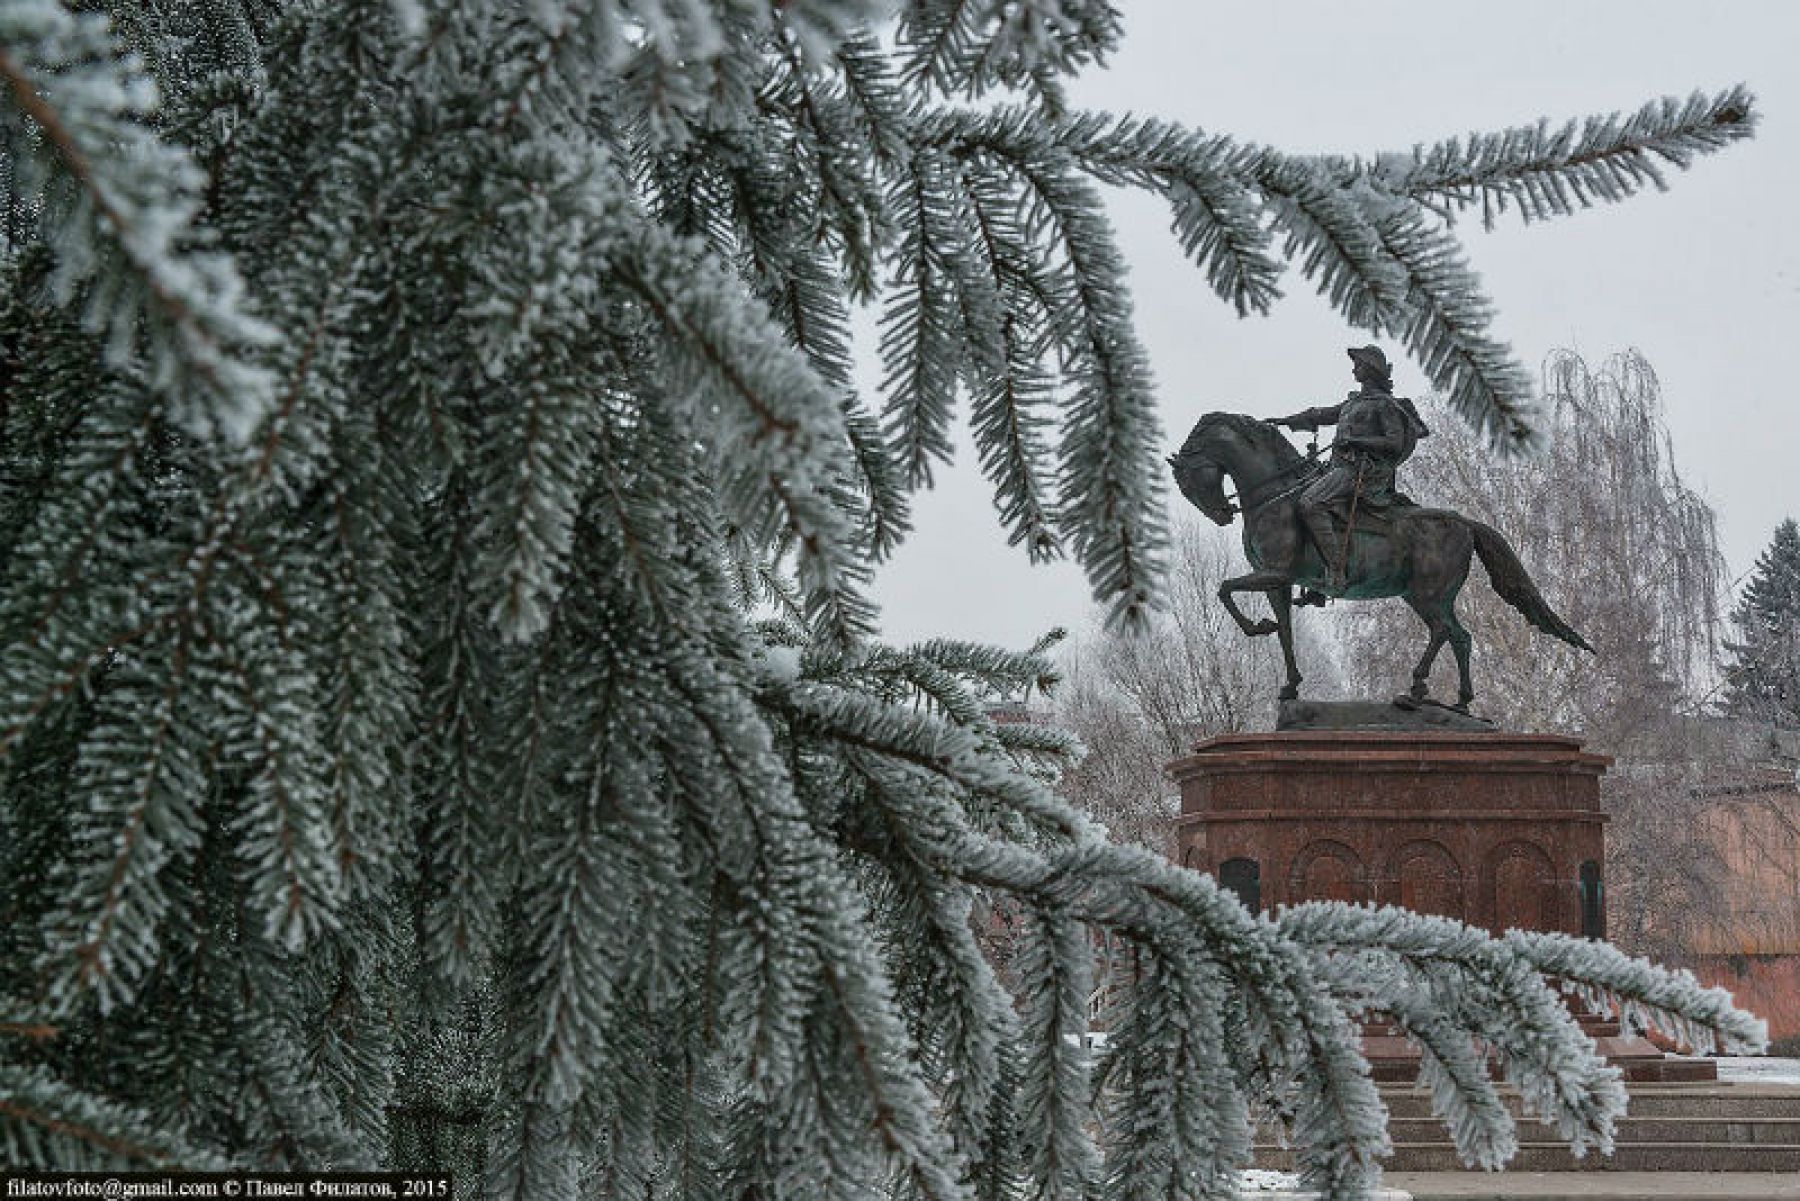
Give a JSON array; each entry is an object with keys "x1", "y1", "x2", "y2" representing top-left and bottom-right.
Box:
[
  {"x1": 1485, "y1": 840, "x2": 1558, "y2": 933},
  {"x1": 1288, "y1": 839, "x2": 1369, "y2": 905},
  {"x1": 1219, "y1": 857, "x2": 1261, "y2": 912},
  {"x1": 1388, "y1": 839, "x2": 1464, "y2": 920}
]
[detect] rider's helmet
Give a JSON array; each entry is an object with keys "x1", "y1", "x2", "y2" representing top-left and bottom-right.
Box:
[{"x1": 1347, "y1": 344, "x2": 1392, "y2": 384}]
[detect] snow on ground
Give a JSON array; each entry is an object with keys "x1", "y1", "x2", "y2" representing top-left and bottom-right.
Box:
[
  {"x1": 1235, "y1": 1171, "x2": 1411, "y2": 1199},
  {"x1": 1717, "y1": 1056, "x2": 1800, "y2": 1085}
]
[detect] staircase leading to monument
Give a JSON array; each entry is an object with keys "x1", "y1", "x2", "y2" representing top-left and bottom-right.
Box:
[
  {"x1": 1253, "y1": 1081, "x2": 1800, "y2": 1173},
  {"x1": 1362, "y1": 1010, "x2": 1720, "y2": 1084}
]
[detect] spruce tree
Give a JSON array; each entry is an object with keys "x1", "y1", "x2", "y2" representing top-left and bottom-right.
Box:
[
  {"x1": 1724, "y1": 518, "x2": 1800, "y2": 730},
  {"x1": 0, "y1": 3, "x2": 1769, "y2": 1197}
]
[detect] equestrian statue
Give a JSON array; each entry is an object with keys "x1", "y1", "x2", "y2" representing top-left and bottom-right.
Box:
[{"x1": 1167, "y1": 345, "x2": 1590, "y2": 712}]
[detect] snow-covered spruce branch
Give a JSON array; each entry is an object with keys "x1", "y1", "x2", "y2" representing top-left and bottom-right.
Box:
[
  {"x1": 460, "y1": 142, "x2": 616, "y2": 644},
  {"x1": 1243, "y1": 158, "x2": 1543, "y2": 448},
  {"x1": 411, "y1": 488, "x2": 512, "y2": 992},
  {"x1": 843, "y1": 767, "x2": 1015, "y2": 1174},
  {"x1": 776, "y1": 669, "x2": 1387, "y2": 1194},
  {"x1": 798, "y1": 635, "x2": 1083, "y2": 778},
  {"x1": 839, "y1": 393, "x2": 915, "y2": 559},
  {"x1": 37, "y1": 634, "x2": 213, "y2": 1014},
  {"x1": 0, "y1": 1, "x2": 275, "y2": 443},
  {"x1": 783, "y1": 647, "x2": 1766, "y2": 1188},
  {"x1": 1360, "y1": 975, "x2": 1520, "y2": 1170},
  {"x1": 1380, "y1": 85, "x2": 1757, "y2": 229},
  {"x1": 1013, "y1": 904, "x2": 1102, "y2": 1201},
  {"x1": 760, "y1": 672, "x2": 1090, "y2": 846},
  {"x1": 609, "y1": 207, "x2": 876, "y2": 650},
  {"x1": 809, "y1": 879, "x2": 970, "y2": 1201},
  {"x1": 210, "y1": 602, "x2": 344, "y2": 956},
  {"x1": 1296, "y1": 937, "x2": 1620, "y2": 1166},
  {"x1": 1503, "y1": 928, "x2": 1767, "y2": 1055},
  {"x1": 1045, "y1": 843, "x2": 1393, "y2": 1197},
  {"x1": 880, "y1": 142, "x2": 984, "y2": 491},
  {"x1": 850, "y1": 647, "x2": 990, "y2": 722},
  {"x1": 1040, "y1": 98, "x2": 1751, "y2": 446},
  {"x1": 1279, "y1": 903, "x2": 1765, "y2": 1161},
  {"x1": 1282, "y1": 903, "x2": 1633, "y2": 1156},
  {"x1": 1050, "y1": 112, "x2": 1283, "y2": 318},
  {"x1": 1098, "y1": 933, "x2": 1248, "y2": 1201},
  {"x1": 886, "y1": 636, "x2": 1064, "y2": 707},
  {"x1": 924, "y1": 109, "x2": 1167, "y2": 626},
  {"x1": 0, "y1": 1064, "x2": 229, "y2": 1169},
  {"x1": 899, "y1": 0, "x2": 1122, "y2": 100},
  {"x1": 954, "y1": 157, "x2": 1064, "y2": 560},
  {"x1": 1366, "y1": 197, "x2": 1540, "y2": 448},
  {"x1": 1280, "y1": 903, "x2": 1765, "y2": 1059},
  {"x1": 307, "y1": 441, "x2": 416, "y2": 909},
  {"x1": 432, "y1": 0, "x2": 897, "y2": 145},
  {"x1": 719, "y1": 133, "x2": 909, "y2": 559},
  {"x1": 0, "y1": 2, "x2": 1770, "y2": 1189}
]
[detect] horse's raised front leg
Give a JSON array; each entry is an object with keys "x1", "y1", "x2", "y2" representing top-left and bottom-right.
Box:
[
  {"x1": 1217, "y1": 571, "x2": 1293, "y2": 638},
  {"x1": 1268, "y1": 587, "x2": 1303, "y2": 700}
]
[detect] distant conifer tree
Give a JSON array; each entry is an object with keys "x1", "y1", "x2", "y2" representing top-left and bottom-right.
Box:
[
  {"x1": 0, "y1": 2, "x2": 1767, "y2": 1196},
  {"x1": 1725, "y1": 519, "x2": 1800, "y2": 730}
]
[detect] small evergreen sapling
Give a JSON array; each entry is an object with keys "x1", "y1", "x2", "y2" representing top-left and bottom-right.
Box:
[{"x1": 0, "y1": 2, "x2": 1767, "y2": 1198}]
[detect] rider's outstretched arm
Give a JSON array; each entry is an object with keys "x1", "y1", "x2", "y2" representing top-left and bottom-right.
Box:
[{"x1": 1275, "y1": 404, "x2": 1342, "y2": 432}]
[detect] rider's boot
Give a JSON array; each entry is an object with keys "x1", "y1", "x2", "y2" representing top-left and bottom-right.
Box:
[{"x1": 1300, "y1": 505, "x2": 1346, "y2": 592}]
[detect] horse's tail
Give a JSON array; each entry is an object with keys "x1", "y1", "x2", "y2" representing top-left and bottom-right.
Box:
[{"x1": 1469, "y1": 520, "x2": 1593, "y2": 652}]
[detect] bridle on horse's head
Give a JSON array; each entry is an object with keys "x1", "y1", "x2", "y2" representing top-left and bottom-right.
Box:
[
  {"x1": 1168, "y1": 451, "x2": 1235, "y2": 524},
  {"x1": 1172, "y1": 413, "x2": 1323, "y2": 524}
]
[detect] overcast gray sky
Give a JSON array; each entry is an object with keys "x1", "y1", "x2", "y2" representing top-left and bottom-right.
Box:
[{"x1": 868, "y1": 0, "x2": 1800, "y2": 650}]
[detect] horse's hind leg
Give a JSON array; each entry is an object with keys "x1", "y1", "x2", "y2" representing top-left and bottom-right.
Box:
[
  {"x1": 1446, "y1": 607, "x2": 1475, "y2": 708},
  {"x1": 1403, "y1": 595, "x2": 1452, "y2": 702}
]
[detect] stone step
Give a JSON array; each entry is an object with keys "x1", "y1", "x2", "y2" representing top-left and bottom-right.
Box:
[
  {"x1": 1256, "y1": 1142, "x2": 1800, "y2": 1173},
  {"x1": 1375, "y1": 1084, "x2": 1800, "y2": 1121},
  {"x1": 1385, "y1": 1170, "x2": 1800, "y2": 1200},
  {"x1": 1362, "y1": 1019, "x2": 1627, "y2": 1040},
  {"x1": 1363, "y1": 1042, "x2": 1716, "y2": 1084},
  {"x1": 1384, "y1": 1116, "x2": 1800, "y2": 1145}
]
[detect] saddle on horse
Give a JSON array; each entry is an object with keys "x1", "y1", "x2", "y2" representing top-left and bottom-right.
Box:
[{"x1": 1291, "y1": 456, "x2": 1416, "y2": 535}]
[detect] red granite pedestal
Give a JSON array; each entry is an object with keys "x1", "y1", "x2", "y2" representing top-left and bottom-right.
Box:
[{"x1": 1167, "y1": 729, "x2": 1716, "y2": 1083}]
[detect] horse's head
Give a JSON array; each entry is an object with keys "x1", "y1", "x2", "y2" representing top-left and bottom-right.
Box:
[
  {"x1": 1168, "y1": 450, "x2": 1234, "y2": 525},
  {"x1": 1168, "y1": 411, "x2": 1299, "y2": 526}
]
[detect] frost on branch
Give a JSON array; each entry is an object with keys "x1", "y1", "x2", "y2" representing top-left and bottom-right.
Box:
[
  {"x1": 0, "y1": 2, "x2": 275, "y2": 443},
  {"x1": 0, "y1": 1, "x2": 1764, "y2": 1193}
]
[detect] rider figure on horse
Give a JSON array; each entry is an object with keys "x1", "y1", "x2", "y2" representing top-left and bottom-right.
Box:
[{"x1": 1272, "y1": 345, "x2": 1431, "y2": 591}]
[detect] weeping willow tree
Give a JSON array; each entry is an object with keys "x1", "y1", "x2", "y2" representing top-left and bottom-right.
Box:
[
  {"x1": 1336, "y1": 350, "x2": 1725, "y2": 730},
  {"x1": 1332, "y1": 350, "x2": 1738, "y2": 960},
  {"x1": 0, "y1": 2, "x2": 1768, "y2": 1197}
]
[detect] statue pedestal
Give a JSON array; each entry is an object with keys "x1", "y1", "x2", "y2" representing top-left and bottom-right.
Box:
[
  {"x1": 1168, "y1": 731, "x2": 1608, "y2": 932},
  {"x1": 1168, "y1": 729, "x2": 1716, "y2": 1082}
]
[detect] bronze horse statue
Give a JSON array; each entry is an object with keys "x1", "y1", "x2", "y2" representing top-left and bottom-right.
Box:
[{"x1": 1168, "y1": 412, "x2": 1590, "y2": 709}]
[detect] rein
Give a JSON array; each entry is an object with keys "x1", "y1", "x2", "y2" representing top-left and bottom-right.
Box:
[{"x1": 1222, "y1": 444, "x2": 1323, "y2": 514}]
